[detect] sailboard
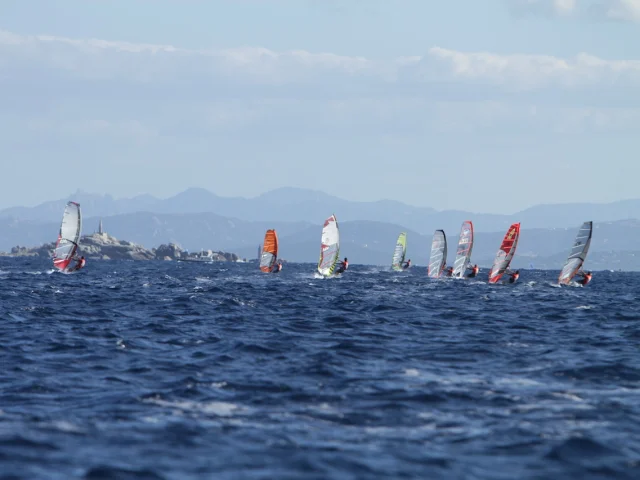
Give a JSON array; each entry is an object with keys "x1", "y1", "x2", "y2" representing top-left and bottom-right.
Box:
[
  {"x1": 488, "y1": 223, "x2": 520, "y2": 284},
  {"x1": 53, "y1": 201, "x2": 82, "y2": 272},
  {"x1": 427, "y1": 230, "x2": 447, "y2": 278},
  {"x1": 452, "y1": 220, "x2": 474, "y2": 277},
  {"x1": 317, "y1": 214, "x2": 340, "y2": 277},
  {"x1": 259, "y1": 229, "x2": 279, "y2": 273},
  {"x1": 391, "y1": 232, "x2": 407, "y2": 271},
  {"x1": 558, "y1": 221, "x2": 593, "y2": 285}
]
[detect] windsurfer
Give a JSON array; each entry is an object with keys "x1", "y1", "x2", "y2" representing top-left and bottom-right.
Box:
[
  {"x1": 505, "y1": 269, "x2": 519, "y2": 284},
  {"x1": 68, "y1": 255, "x2": 86, "y2": 272},
  {"x1": 403, "y1": 259, "x2": 411, "y2": 270},
  {"x1": 443, "y1": 265, "x2": 453, "y2": 277},
  {"x1": 335, "y1": 257, "x2": 348, "y2": 274},
  {"x1": 575, "y1": 270, "x2": 592, "y2": 286},
  {"x1": 272, "y1": 261, "x2": 283, "y2": 273},
  {"x1": 466, "y1": 264, "x2": 479, "y2": 278}
]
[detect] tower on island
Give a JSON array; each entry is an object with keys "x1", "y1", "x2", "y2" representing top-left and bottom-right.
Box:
[{"x1": 97, "y1": 219, "x2": 104, "y2": 235}]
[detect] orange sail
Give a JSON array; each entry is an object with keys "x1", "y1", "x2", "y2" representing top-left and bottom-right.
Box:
[{"x1": 259, "y1": 229, "x2": 279, "y2": 272}]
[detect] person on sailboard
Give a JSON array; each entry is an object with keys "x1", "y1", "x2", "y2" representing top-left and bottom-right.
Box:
[
  {"x1": 575, "y1": 270, "x2": 592, "y2": 286},
  {"x1": 68, "y1": 255, "x2": 86, "y2": 272},
  {"x1": 443, "y1": 265, "x2": 453, "y2": 277},
  {"x1": 335, "y1": 257, "x2": 349, "y2": 274},
  {"x1": 466, "y1": 264, "x2": 479, "y2": 278},
  {"x1": 403, "y1": 259, "x2": 411, "y2": 270},
  {"x1": 272, "y1": 261, "x2": 283, "y2": 273},
  {"x1": 505, "y1": 269, "x2": 519, "y2": 284}
]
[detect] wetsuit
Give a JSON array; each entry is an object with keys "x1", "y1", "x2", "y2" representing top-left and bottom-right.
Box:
[
  {"x1": 68, "y1": 257, "x2": 86, "y2": 272},
  {"x1": 576, "y1": 273, "x2": 592, "y2": 286},
  {"x1": 335, "y1": 261, "x2": 348, "y2": 274},
  {"x1": 466, "y1": 265, "x2": 479, "y2": 278}
]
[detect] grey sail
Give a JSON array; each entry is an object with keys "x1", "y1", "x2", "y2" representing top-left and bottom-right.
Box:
[
  {"x1": 558, "y1": 221, "x2": 593, "y2": 284},
  {"x1": 428, "y1": 230, "x2": 447, "y2": 278}
]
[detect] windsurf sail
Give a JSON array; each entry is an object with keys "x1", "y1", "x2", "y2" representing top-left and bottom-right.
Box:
[
  {"x1": 428, "y1": 230, "x2": 447, "y2": 278},
  {"x1": 453, "y1": 220, "x2": 474, "y2": 277},
  {"x1": 53, "y1": 201, "x2": 82, "y2": 271},
  {"x1": 488, "y1": 223, "x2": 520, "y2": 284},
  {"x1": 391, "y1": 232, "x2": 407, "y2": 271},
  {"x1": 259, "y1": 229, "x2": 279, "y2": 273},
  {"x1": 558, "y1": 221, "x2": 593, "y2": 285},
  {"x1": 317, "y1": 214, "x2": 340, "y2": 276}
]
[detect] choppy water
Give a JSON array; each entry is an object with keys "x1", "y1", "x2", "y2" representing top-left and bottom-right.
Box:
[{"x1": 1, "y1": 257, "x2": 639, "y2": 479}]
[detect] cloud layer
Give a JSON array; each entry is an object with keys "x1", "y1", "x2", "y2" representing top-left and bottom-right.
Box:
[
  {"x1": 0, "y1": 29, "x2": 639, "y2": 212},
  {"x1": 1, "y1": 28, "x2": 639, "y2": 137},
  {"x1": 1, "y1": 29, "x2": 640, "y2": 95}
]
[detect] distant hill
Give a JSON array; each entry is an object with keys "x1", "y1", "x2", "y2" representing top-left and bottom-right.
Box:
[
  {"x1": 0, "y1": 187, "x2": 436, "y2": 232},
  {"x1": 521, "y1": 250, "x2": 640, "y2": 272},
  {"x1": 3, "y1": 187, "x2": 640, "y2": 235},
  {"x1": 0, "y1": 212, "x2": 313, "y2": 256}
]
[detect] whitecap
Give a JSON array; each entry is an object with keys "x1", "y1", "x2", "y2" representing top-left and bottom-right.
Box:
[
  {"x1": 144, "y1": 398, "x2": 243, "y2": 417},
  {"x1": 50, "y1": 420, "x2": 85, "y2": 434},
  {"x1": 552, "y1": 392, "x2": 585, "y2": 402}
]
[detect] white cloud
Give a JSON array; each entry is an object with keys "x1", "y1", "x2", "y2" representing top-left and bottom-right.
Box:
[
  {"x1": 508, "y1": 0, "x2": 640, "y2": 21},
  {"x1": 423, "y1": 47, "x2": 640, "y2": 90},
  {"x1": 0, "y1": 30, "x2": 376, "y2": 85},
  {"x1": 1, "y1": 29, "x2": 640, "y2": 92},
  {"x1": 606, "y1": 0, "x2": 640, "y2": 21},
  {"x1": 555, "y1": 0, "x2": 578, "y2": 13},
  {"x1": 508, "y1": 0, "x2": 577, "y2": 16}
]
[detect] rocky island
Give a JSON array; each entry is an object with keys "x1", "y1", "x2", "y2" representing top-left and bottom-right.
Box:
[{"x1": 1, "y1": 232, "x2": 241, "y2": 262}]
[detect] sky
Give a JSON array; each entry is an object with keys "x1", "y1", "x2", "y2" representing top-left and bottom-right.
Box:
[{"x1": 0, "y1": 0, "x2": 639, "y2": 214}]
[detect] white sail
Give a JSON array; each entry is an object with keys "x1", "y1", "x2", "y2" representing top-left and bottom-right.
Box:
[
  {"x1": 558, "y1": 221, "x2": 592, "y2": 284},
  {"x1": 453, "y1": 221, "x2": 474, "y2": 277},
  {"x1": 53, "y1": 201, "x2": 82, "y2": 271},
  {"x1": 428, "y1": 230, "x2": 447, "y2": 278},
  {"x1": 391, "y1": 232, "x2": 406, "y2": 271},
  {"x1": 317, "y1": 215, "x2": 340, "y2": 276}
]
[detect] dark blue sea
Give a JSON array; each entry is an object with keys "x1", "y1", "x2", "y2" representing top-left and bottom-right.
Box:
[{"x1": 1, "y1": 258, "x2": 639, "y2": 480}]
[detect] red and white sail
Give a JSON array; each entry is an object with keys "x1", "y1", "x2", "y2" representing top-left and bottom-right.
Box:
[
  {"x1": 53, "y1": 201, "x2": 82, "y2": 272},
  {"x1": 452, "y1": 220, "x2": 474, "y2": 278},
  {"x1": 317, "y1": 214, "x2": 340, "y2": 276},
  {"x1": 488, "y1": 223, "x2": 520, "y2": 284}
]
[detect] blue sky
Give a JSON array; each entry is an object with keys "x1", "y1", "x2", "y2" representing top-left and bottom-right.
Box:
[{"x1": 1, "y1": 0, "x2": 639, "y2": 213}]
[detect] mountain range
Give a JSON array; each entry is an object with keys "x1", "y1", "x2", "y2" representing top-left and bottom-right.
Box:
[
  {"x1": 3, "y1": 187, "x2": 640, "y2": 234},
  {"x1": 1, "y1": 188, "x2": 640, "y2": 270}
]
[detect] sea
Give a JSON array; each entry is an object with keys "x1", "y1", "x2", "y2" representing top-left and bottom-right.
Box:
[{"x1": 1, "y1": 257, "x2": 639, "y2": 480}]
